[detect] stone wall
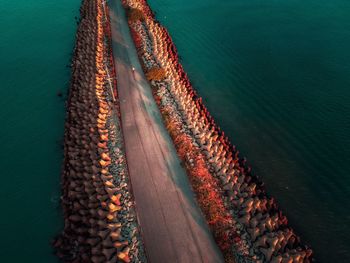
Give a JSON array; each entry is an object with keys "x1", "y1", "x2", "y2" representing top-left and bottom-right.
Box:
[{"x1": 53, "y1": 0, "x2": 146, "y2": 262}]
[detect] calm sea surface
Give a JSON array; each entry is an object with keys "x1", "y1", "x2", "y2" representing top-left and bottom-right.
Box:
[
  {"x1": 1, "y1": 0, "x2": 349, "y2": 262},
  {"x1": 148, "y1": 0, "x2": 350, "y2": 262},
  {"x1": 0, "y1": 0, "x2": 79, "y2": 261}
]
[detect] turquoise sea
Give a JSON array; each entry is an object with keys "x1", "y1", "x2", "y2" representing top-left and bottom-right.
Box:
[
  {"x1": 1, "y1": 0, "x2": 350, "y2": 262},
  {"x1": 148, "y1": 0, "x2": 350, "y2": 262},
  {"x1": 0, "y1": 0, "x2": 79, "y2": 262}
]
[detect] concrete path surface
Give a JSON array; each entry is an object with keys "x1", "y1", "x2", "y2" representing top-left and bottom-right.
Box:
[{"x1": 108, "y1": 1, "x2": 224, "y2": 262}]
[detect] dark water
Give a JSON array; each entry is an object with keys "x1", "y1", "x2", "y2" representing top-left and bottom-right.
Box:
[
  {"x1": 148, "y1": 0, "x2": 350, "y2": 261},
  {"x1": 0, "y1": 0, "x2": 79, "y2": 261}
]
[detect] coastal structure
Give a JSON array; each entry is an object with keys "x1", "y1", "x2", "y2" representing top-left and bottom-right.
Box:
[
  {"x1": 119, "y1": 0, "x2": 314, "y2": 262},
  {"x1": 54, "y1": 0, "x2": 146, "y2": 262},
  {"x1": 107, "y1": 0, "x2": 224, "y2": 262},
  {"x1": 56, "y1": 0, "x2": 314, "y2": 262}
]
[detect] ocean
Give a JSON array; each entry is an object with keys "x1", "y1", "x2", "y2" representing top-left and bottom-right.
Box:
[
  {"x1": 147, "y1": 0, "x2": 350, "y2": 262},
  {"x1": 0, "y1": 0, "x2": 79, "y2": 261},
  {"x1": 1, "y1": 0, "x2": 349, "y2": 262}
]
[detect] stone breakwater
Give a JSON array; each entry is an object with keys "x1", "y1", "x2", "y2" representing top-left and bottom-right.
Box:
[
  {"x1": 122, "y1": 0, "x2": 314, "y2": 262},
  {"x1": 53, "y1": 0, "x2": 146, "y2": 262}
]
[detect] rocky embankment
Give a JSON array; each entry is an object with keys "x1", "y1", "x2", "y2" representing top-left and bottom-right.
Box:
[
  {"x1": 53, "y1": 0, "x2": 146, "y2": 262},
  {"x1": 122, "y1": 0, "x2": 314, "y2": 262}
]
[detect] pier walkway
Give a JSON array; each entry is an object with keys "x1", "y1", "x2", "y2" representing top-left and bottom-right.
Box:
[{"x1": 108, "y1": 0, "x2": 223, "y2": 262}]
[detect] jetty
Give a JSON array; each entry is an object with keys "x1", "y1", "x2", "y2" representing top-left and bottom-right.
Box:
[
  {"x1": 55, "y1": 0, "x2": 314, "y2": 262},
  {"x1": 108, "y1": 0, "x2": 223, "y2": 262}
]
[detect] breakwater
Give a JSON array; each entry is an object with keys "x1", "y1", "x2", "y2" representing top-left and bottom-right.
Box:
[
  {"x1": 122, "y1": 0, "x2": 314, "y2": 262},
  {"x1": 54, "y1": 0, "x2": 146, "y2": 262}
]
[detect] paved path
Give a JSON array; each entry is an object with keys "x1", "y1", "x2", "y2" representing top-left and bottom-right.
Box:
[{"x1": 108, "y1": 1, "x2": 223, "y2": 262}]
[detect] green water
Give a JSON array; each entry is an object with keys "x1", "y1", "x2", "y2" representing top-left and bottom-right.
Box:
[
  {"x1": 0, "y1": 0, "x2": 79, "y2": 261},
  {"x1": 148, "y1": 0, "x2": 350, "y2": 262},
  {"x1": 1, "y1": 0, "x2": 350, "y2": 262}
]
